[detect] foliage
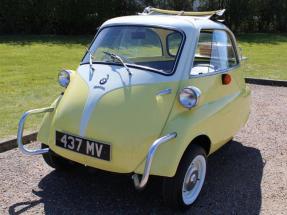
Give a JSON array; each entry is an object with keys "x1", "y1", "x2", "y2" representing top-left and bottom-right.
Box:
[
  {"x1": 143, "y1": 0, "x2": 287, "y2": 33},
  {"x1": 0, "y1": 0, "x2": 139, "y2": 34},
  {"x1": 0, "y1": 0, "x2": 286, "y2": 34}
]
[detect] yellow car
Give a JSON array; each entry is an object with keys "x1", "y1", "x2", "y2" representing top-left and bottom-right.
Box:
[{"x1": 17, "y1": 7, "x2": 250, "y2": 209}]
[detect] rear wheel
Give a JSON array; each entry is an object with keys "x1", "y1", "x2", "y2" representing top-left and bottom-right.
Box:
[
  {"x1": 162, "y1": 145, "x2": 207, "y2": 210},
  {"x1": 41, "y1": 144, "x2": 79, "y2": 171}
]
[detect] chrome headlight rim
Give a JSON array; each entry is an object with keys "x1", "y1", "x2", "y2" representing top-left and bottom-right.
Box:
[
  {"x1": 58, "y1": 69, "x2": 71, "y2": 88},
  {"x1": 179, "y1": 86, "x2": 201, "y2": 109}
]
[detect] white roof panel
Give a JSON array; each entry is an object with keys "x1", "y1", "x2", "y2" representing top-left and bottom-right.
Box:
[{"x1": 102, "y1": 15, "x2": 227, "y2": 33}]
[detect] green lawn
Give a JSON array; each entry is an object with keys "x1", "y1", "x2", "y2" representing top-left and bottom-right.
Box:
[
  {"x1": 0, "y1": 35, "x2": 92, "y2": 140},
  {"x1": 238, "y1": 33, "x2": 287, "y2": 80},
  {"x1": 0, "y1": 34, "x2": 286, "y2": 140}
]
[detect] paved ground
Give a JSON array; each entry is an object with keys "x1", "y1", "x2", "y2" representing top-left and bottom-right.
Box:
[{"x1": 1, "y1": 84, "x2": 287, "y2": 215}]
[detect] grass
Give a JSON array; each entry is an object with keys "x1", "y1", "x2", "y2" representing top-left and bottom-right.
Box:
[
  {"x1": 0, "y1": 35, "x2": 92, "y2": 140},
  {"x1": 238, "y1": 33, "x2": 287, "y2": 80},
  {"x1": 0, "y1": 33, "x2": 286, "y2": 140}
]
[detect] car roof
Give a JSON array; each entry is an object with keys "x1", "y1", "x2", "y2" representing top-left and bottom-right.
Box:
[{"x1": 102, "y1": 15, "x2": 228, "y2": 33}]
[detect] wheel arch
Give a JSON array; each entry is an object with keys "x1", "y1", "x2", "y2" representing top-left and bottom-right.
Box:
[
  {"x1": 186, "y1": 134, "x2": 212, "y2": 156},
  {"x1": 135, "y1": 133, "x2": 212, "y2": 178},
  {"x1": 172, "y1": 134, "x2": 211, "y2": 178}
]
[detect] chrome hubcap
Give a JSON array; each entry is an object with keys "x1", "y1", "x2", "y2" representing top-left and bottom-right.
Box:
[
  {"x1": 182, "y1": 155, "x2": 206, "y2": 205},
  {"x1": 185, "y1": 170, "x2": 199, "y2": 191}
]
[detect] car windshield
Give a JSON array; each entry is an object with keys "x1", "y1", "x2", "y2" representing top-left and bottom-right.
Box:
[{"x1": 82, "y1": 26, "x2": 183, "y2": 74}]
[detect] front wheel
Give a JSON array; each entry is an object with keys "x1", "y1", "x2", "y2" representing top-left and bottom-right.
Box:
[{"x1": 162, "y1": 145, "x2": 207, "y2": 210}]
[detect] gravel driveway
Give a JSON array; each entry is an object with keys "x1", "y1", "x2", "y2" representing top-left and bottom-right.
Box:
[{"x1": 1, "y1": 84, "x2": 286, "y2": 215}]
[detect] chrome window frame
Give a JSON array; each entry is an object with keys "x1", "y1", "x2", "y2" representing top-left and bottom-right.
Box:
[{"x1": 166, "y1": 31, "x2": 183, "y2": 57}]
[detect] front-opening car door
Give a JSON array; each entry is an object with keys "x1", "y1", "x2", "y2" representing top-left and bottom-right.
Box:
[{"x1": 51, "y1": 26, "x2": 184, "y2": 172}]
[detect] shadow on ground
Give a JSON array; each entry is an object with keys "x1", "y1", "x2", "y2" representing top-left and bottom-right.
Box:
[{"x1": 9, "y1": 141, "x2": 264, "y2": 215}]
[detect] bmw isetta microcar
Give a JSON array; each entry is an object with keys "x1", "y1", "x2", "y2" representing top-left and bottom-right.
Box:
[{"x1": 17, "y1": 7, "x2": 250, "y2": 209}]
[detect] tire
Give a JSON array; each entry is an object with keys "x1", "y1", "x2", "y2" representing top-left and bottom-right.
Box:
[
  {"x1": 162, "y1": 144, "x2": 207, "y2": 210},
  {"x1": 41, "y1": 143, "x2": 78, "y2": 171}
]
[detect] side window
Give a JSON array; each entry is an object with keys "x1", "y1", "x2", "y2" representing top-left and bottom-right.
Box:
[
  {"x1": 167, "y1": 32, "x2": 182, "y2": 56},
  {"x1": 191, "y1": 30, "x2": 238, "y2": 76}
]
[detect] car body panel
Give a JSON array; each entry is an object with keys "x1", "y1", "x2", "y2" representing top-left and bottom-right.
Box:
[
  {"x1": 38, "y1": 64, "x2": 180, "y2": 173},
  {"x1": 135, "y1": 66, "x2": 251, "y2": 177}
]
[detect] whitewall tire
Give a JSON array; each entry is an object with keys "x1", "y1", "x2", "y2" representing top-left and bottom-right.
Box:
[{"x1": 162, "y1": 145, "x2": 207, "y2": 209}]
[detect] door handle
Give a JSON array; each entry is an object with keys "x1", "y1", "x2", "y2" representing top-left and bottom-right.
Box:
[{"x1": 156, "y1": 88, "x2": 172, "y2": 96}]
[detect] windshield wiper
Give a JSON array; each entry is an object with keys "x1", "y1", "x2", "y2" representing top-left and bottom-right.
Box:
[
  {"x1": 86, "y1": 48, "x2": 95, "y2": 70},
  {"x1": 86, "y1": 48, "x2": 96, "y2": 80},
  {"x1": 103, "y1": 51, "x2": 132, "y2": 76}
]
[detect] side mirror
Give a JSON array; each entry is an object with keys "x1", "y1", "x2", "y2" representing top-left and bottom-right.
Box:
[
  {"x1": 238, "y1": 46, "x2": 243, "y2": 61},
  {"x1": 238, "y1": 46, "x2": 247, "y2": 62}
]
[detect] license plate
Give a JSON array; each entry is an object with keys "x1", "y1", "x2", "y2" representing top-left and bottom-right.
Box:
[{"x1": 55, "y1": 131, "x2": 111, "y2": 161}]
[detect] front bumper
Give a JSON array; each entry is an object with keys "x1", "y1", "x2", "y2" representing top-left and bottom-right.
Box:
[
  {"x1": 132, "y1": 132, "x2": 177, "y2": 189},
  {"x1": 17, "y1": 107, "x2": 54, "y2": 155},
  {"x1": 17, "y1": 107, "x2": 177, "y2": 189}
]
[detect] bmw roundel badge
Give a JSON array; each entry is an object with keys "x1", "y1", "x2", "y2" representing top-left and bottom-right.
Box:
[{"x1": 99, "y1": 74, "x2": 109, "y2": 85}]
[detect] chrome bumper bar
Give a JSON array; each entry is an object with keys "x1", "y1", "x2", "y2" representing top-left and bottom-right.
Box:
[
  {"x1": 132, "y1": 132, "x2": 177, "y2": 190},
  {"x1": 17, "y1": 107, "x2": 54, "y2": 155}
]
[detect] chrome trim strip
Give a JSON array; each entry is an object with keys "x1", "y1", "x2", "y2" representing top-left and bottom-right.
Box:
[
  {"x1": 132, "y1": 132, "x2": 177, "y2": 190},
  {"x1": 17, "y1": 107, "x2": 54, "y2": 155},
  {"x1": 156, "y1": 88, "x2": 172, "y2": 96}
]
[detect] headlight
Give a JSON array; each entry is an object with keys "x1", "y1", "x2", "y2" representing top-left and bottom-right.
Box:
[
  {"x1": 58, "y1": 70, "x2": 71, "y2": 88},
  {"x1": 179, "y1": 86, "x2": 201, "y2": 109}
]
